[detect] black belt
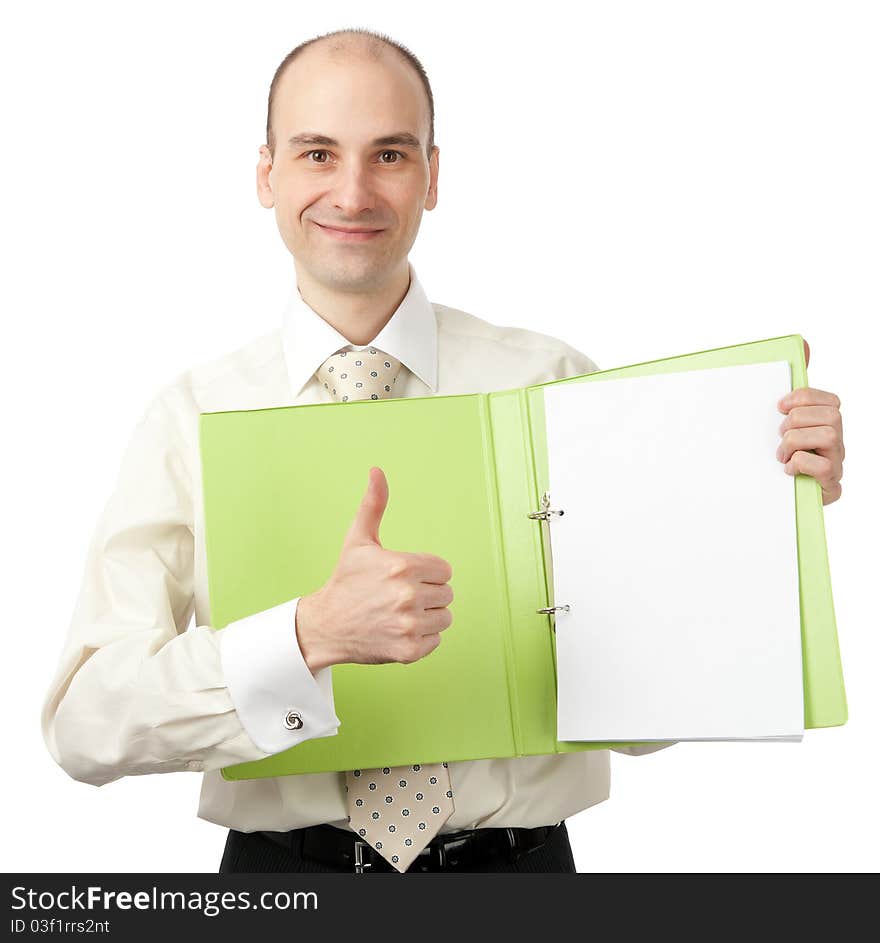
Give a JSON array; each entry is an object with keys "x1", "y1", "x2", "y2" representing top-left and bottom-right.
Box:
[{"x1": 259, "y1": 821, "x2": 563, "y2": 873}]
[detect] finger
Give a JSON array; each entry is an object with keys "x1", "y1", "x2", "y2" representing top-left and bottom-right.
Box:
[
  {"x1": 784, "y1": 449, "x2": 843, "y2": 505},
  {"x1": 391, "y1": 551, "x2": 453, "y2": 584},
  {"x1": 344, "y1": 466, "x2": 388, "y2": 548},
  {"x1": 778, "y1": 387, "x2": 841, "y2": 413},
  {"x1": 417, "y1": 609, "x2": 453, "y2": 635},
  {"x1": 779, "y1": 404, "x2": 842, "y2": 437},
  {"x1": 777, "y1": 425, "x2": 843, "y2": 468},
  {"x1": 418, "y1": 553, "x2": 454, "y2": 584},
  {"x1": 420, "y1": 633, "x2": 443, "y2": 657},
  {"x1": 803, "y1": 338, "x2": 810, "y2": 369},
  {"x1": 420, "y1": 583, "x2": 454, "y2": 609},
  {"x1": 821, "y1": 481, "x2": 843, "y2": 506}
]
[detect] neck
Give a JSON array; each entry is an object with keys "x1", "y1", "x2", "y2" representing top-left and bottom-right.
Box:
[{"x1": 294, "y1": 261, "x2": 411, "y2": 346}]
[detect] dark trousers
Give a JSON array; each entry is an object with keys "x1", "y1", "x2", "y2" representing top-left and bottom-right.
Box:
[{"x1": 219, "y1": 822, "x2": 578, "y2": 873}]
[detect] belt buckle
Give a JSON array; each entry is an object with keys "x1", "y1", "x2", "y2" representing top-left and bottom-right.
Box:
[
  {"x1": 353, "y1": 841, "x2": 373, "y2": 874},
  {"x1": 414, "y1": 839, "x2": 448, "y2": 872},
  {"x1": 431, "y1": 840, "x2": 448, "y2": 871},
  {"x1": 504, "y1": 827, "x2": 524, "y2": 863}
]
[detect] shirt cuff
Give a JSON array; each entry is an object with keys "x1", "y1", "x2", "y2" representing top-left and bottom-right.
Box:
[{"x1": 219, "y1": 597, "x2": 341, "y2": 754}]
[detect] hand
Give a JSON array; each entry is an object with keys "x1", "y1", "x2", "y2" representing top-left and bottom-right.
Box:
[
  {"x1": 776, "y1": 339, "x2": 844, "y2": 506},
  {"x1": 295, "y1": 466, "x2": 455, "y2": 672}
]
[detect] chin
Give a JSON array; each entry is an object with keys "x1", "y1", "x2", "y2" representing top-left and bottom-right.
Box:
[{"x1": 311, "y1": 258, "x2": 390, "y2": 291}]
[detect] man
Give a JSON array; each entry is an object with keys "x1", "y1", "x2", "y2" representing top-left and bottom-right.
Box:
[{"x1": 41, "y1": 28, "x2": 845, "y2": 874}]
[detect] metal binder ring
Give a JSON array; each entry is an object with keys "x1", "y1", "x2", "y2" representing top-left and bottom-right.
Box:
[
  {"x1": 527, "y1": 508, "x2": 564, "y2": 521},
  {"x1": 536, "y1": 605, "x2": 570, "y2": 614},
  {"x1": 527, "y1": 490, "x2": 564, "y2": 521}
]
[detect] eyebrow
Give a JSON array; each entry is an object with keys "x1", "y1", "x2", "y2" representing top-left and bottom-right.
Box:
[{"x1": 286, "y1": 131, "x2": 422, "y2": 151}]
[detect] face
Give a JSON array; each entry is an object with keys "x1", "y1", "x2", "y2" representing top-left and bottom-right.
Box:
[{"x1": 257, "y1": 47, "x2": 439, "y2": 294}]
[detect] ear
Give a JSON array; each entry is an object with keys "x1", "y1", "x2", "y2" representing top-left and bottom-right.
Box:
[
  {"x1": 257, "y1": 145, "x2": 275, "y2": 209},
  {"x1": 803, "y1": 338, "x2": 810, "y2": 369},
  {"x1": 425, "y1": 145, "x2": 439, "y2": 211}
]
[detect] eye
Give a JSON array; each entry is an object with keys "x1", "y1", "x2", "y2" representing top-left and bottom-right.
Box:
[{"x1": 303, "y1": 148, "x2": 405, "y2": 165}]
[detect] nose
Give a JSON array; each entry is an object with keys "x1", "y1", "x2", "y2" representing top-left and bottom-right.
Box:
[{"x1": 332, "y1": 161, "x2": 377, "y2": 218}]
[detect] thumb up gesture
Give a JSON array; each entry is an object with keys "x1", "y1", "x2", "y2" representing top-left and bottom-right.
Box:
[{"x1": 295, "y1": 467, "x2": 455, "y2": 673}]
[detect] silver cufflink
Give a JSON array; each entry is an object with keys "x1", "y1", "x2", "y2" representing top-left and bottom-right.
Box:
[{"x1": 284, "y1": 710, "x2": 304, "y2": 730}]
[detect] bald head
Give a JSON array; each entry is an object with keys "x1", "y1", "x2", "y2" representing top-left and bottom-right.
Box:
[
  {"x1": 266, "y1": 28, "x2": 435, "y2": 161},
  {"x1": 312, "y1": 29, "x2": 387, "y2": 61}
]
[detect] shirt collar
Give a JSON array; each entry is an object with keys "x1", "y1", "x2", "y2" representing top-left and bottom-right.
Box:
[{"x1": 281, "y1": 262, "x2": 438, "y2": 398}]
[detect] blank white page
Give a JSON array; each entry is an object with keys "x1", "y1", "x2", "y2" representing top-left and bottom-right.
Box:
[{"x1": 543, "y1": 361, "x2": 803, "y2": 741}]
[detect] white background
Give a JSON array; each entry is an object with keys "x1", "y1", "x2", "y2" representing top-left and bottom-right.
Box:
[{"x1": 2, "y1": 0, "x2": 877, "y2": 873}]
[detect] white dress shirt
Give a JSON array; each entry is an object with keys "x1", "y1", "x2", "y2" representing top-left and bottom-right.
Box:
[{"x1": 41, "y1": 262, "x2": 674, "y2": 834}]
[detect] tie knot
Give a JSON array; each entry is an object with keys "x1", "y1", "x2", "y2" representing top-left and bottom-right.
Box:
[{"x1": 316, "y1": 345, "x2": 403, "y2": 402}]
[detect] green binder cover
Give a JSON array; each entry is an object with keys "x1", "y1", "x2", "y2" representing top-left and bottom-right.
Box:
[{"x1": 199, "y1": 333, "x2": 846, "y2": 781}]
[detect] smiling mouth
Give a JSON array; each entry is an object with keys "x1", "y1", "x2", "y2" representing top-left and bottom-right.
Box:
[{"x1": 315, "y1": 222, "x2": 385, "y2": 241}]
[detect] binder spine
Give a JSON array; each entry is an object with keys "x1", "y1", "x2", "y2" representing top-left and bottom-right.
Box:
[{"x1": 527, "y1": 491, "x2": 569, "y2": 618}]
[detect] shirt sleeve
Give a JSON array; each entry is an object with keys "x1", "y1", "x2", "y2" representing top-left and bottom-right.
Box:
[
  {"x1": 556, "y1": 341, "x2": 601, "y2": 378},
  {"x1": 40, "y1": 386, "x2": 340, "y2": 788},
  {"x1": 220, "y1": 596, "x2": 340, "y2": 753},
  {"x1": 610, "y1": 743, "x2": 678, "y2": 755}
]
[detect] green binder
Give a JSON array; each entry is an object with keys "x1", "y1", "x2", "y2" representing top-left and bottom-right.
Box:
[{"x1": 200, "y1": 333, "x2": 846, "y2": 781}]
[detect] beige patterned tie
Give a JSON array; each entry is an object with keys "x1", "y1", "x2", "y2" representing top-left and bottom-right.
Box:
[{"x1": 315, "y1": 344, "x2": 455, "y2": 873}]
